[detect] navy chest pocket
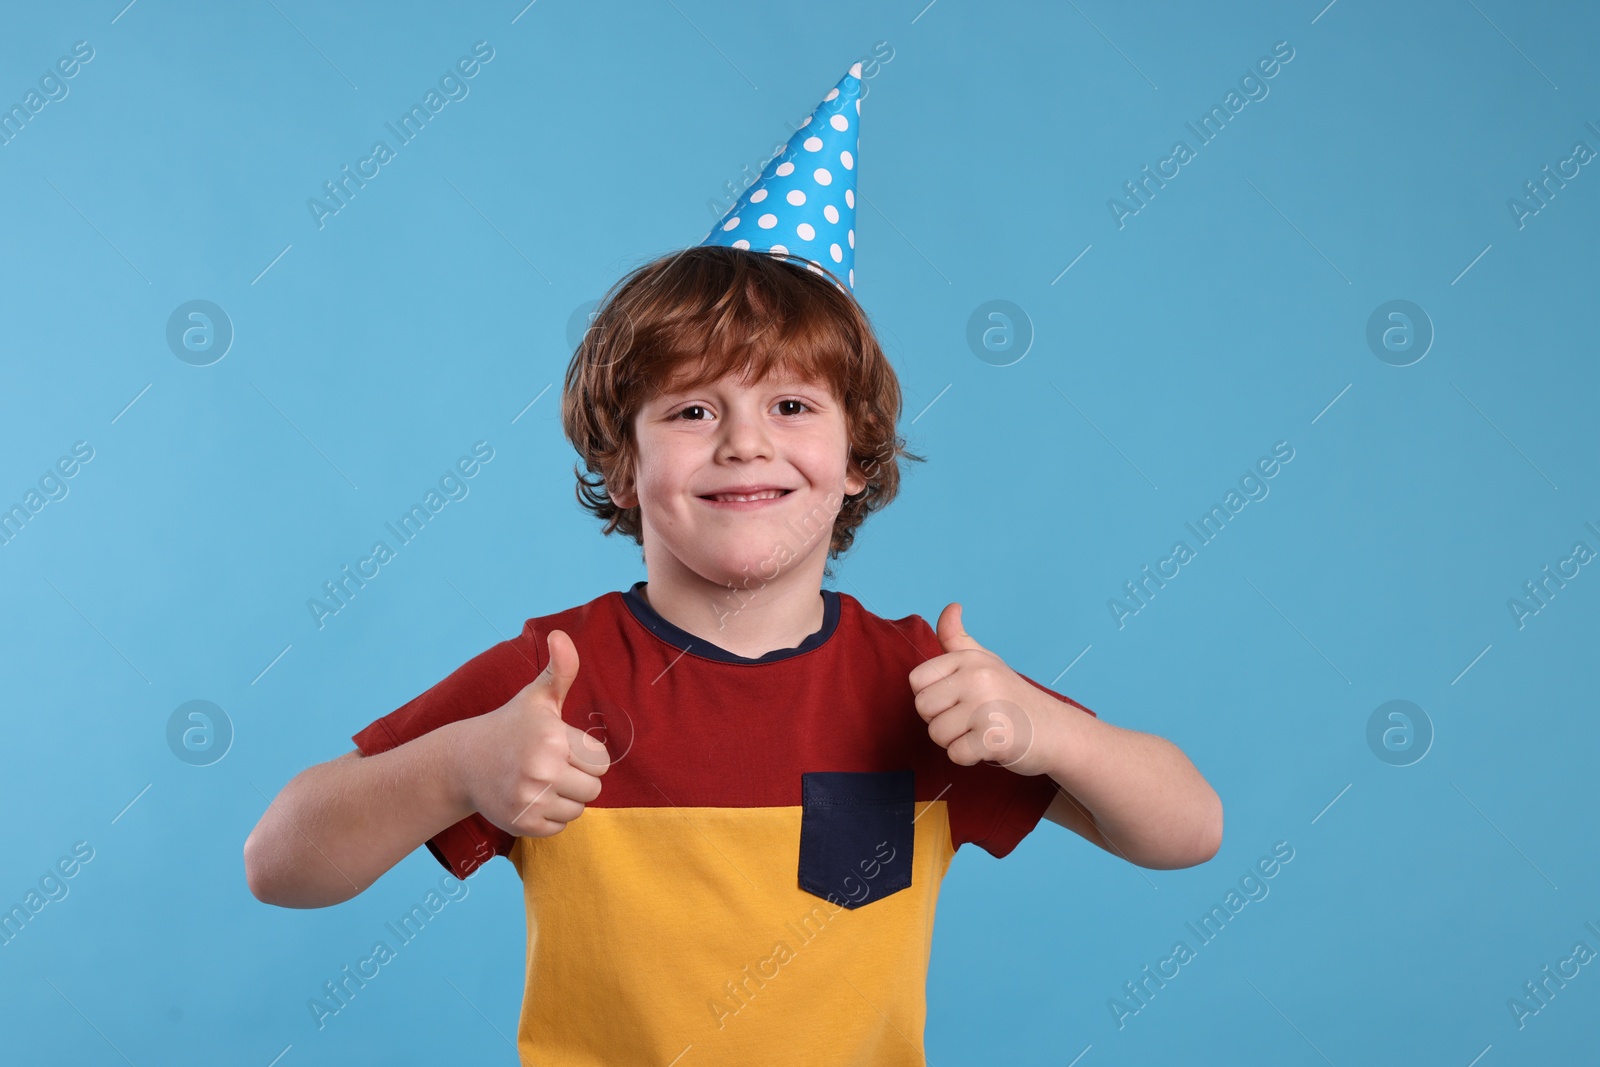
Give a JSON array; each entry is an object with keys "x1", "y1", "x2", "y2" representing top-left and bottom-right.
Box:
[{"x1": 797, "y1": 769, "x2": 915, "y2": 909}]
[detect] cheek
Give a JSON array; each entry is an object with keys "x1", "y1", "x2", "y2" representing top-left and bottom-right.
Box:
[
  {"x1": 631, "y1": 463, "x2": 662, "y2": 508},
  {"x1": 821, "y1": 441, "x2": 857, "y2": 487},
  {"x1": 632, "y1": 447, "x2": 690, "y2": 507}
]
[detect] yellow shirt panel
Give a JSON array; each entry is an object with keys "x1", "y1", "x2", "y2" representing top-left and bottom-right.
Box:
[{"x1": 507, "y1": 800, "x2": 956, "y2": 1066}]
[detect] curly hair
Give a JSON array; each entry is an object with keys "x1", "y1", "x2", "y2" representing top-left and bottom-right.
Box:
[{"x1": 560, "y1": 245, "x2": 923, "y2": 575}]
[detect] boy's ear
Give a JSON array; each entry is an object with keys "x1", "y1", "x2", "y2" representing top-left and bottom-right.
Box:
[
  {"x1": 844, "y1": 464, "x2": 868, "y2": 497},
  {"x1": 609, "y1": 456, "x2": 639, "y2": 509},
  {"x1": 844, "y1": 451, "x2": 873, "y2": 497}
]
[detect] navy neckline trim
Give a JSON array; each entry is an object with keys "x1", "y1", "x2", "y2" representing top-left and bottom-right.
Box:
[{"x1": 620, "y1": 581, "x2": 840, "y2": 664}]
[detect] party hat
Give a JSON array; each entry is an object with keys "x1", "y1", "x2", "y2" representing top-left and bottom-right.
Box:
[{"x1": 701, "y1": 63, "x2": 863, "y2": 293}]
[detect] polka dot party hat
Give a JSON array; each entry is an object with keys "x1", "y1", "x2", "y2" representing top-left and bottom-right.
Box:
[{"x1": 700, "y1": 62, "x2": 863, "y2": 293}]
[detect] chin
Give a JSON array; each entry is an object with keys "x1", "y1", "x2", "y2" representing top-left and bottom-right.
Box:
[{"x1": 702, "y1": 545, "x2": 807, "y2": 588}]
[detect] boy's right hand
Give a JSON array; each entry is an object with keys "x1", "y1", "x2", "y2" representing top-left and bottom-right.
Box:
[{"x1": 454, "y1": 629, "x2": 610, "y2": 839}]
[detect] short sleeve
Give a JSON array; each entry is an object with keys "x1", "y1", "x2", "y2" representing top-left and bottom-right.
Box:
[
  {"x1": 948, "y1": 671, "x2": 1098, "y2": 859},
  {"x1": 350, "y1": 620, "x2": 545, "y2": 879}
]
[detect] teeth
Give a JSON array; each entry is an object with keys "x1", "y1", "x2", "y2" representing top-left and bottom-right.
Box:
[{"x1": 712, "y1": 490, "x2": 786, "y2": 502}]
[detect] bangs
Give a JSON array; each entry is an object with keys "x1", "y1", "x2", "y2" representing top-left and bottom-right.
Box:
[{"x1": 635, "y1": 255, "x2": 858, "y2": 404}]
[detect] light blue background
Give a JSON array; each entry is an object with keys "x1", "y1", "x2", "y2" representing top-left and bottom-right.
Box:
[{"x1": 2, "y1": 1, "x2": 1596, "y2": 1063}]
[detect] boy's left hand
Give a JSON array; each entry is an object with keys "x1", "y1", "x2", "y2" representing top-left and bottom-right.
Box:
[{"x1": 909, "y1": 603, "x2": 1056, "y2": 777}]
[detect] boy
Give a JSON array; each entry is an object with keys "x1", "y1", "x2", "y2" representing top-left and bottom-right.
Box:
[{"x1": 244, "y1": 64, "x2": 1221, "y2": 1065}]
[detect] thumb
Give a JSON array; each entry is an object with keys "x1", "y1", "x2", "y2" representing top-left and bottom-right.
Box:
[
  {"x1": 535, "y1": 628, "x2": 581, "y2": 711},
  {"x1": 936, "y1": 602, "x2": 985, "y2": 654}
]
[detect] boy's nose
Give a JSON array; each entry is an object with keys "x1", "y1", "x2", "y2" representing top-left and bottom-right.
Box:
[{"x1": 713, "y1": 408, "x2": 774, "y2": 461}]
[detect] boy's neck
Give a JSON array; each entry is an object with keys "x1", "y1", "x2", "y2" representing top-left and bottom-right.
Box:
[{"x1": 638, "y1": 564, "x2": 828, "y2": 660}]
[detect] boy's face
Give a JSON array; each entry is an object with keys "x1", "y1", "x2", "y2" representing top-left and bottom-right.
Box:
[{"x1": 613, "y1": 366, "x2": 868, "y2": 590}]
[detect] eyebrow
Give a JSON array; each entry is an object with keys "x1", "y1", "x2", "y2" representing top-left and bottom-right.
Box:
[{"x1": 656, "y1": 378, "x2": 830, "y2": 402}]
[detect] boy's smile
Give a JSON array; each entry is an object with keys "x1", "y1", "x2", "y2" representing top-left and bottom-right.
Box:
[{"x1": 697, "y1": 486, "x2": 794, "y2": 508}]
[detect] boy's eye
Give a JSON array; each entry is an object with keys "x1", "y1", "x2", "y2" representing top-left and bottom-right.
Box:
[{"x1": 670, "y1": 400, "x2": 812, "y2": 420}]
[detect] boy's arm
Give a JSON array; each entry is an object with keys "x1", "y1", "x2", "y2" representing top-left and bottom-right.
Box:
[
  {"x1": 244, "y1": 634, "x2": 599, "y2": 908},
  {"x1": 1037, "y1": 709, "x2": 1222, "y2": 870},
  {"x1": 912, "y1": 602, "x2": 1222, "y2": 869},
  {"x1": 243, "y1": 720, "x2": 475, "y2": 909}
]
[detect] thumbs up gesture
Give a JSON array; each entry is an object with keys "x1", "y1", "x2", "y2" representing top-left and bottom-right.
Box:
[
  {"x1": 908, "y1": 603, "x2": 1050, "y2": 776},
  {"x1": 457, "y1": 629, "x2": 611, "y2": 838}
]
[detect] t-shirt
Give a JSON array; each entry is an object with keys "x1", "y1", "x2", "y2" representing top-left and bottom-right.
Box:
[{"x1": 351, "y1": 581, "x2": 1097, "y2": 1065}]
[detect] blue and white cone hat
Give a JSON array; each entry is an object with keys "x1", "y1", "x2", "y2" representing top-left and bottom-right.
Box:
[{"x1": 701, "y1": 63, "x2": 862, "y2": 293}]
